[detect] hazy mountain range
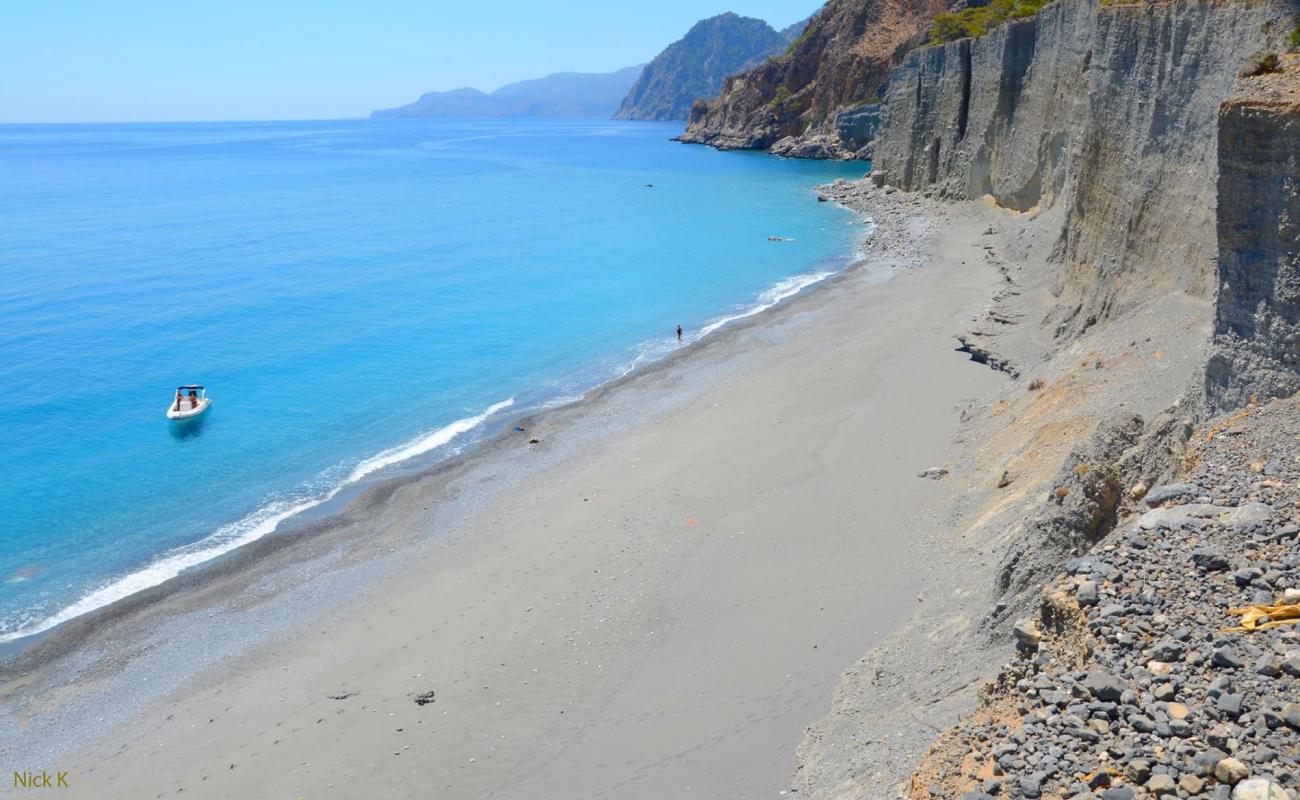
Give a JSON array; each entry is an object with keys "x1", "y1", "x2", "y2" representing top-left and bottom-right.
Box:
[
  {"x1": 371, "y1": 12, "x2": 811, "y2": 122},
  {"x1": 371, "y1": 65, "x2": 645, "y2": 119}
]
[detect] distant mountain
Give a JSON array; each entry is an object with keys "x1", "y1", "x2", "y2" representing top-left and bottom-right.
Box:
[
  {"x1": 371, "y1": 66, "x2": 645, "y2": 119},
  {"x1": 780, "y1": 16, "x2": 812, "y2": 42},
  {"x1": 613, "y1": 13, "x2": 794, "y2": 122}
]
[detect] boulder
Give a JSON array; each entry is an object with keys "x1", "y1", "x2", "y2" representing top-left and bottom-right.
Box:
[
  {"x1": 1084, "y1": 672, "x2": 1126, "y2": 702},
  {"x1": 1193, "y1": 549, "x2": 1231, "y2": 571},
  {"x1": 1215, "y1": 757, "x2": 1250, "y2": 784},
  {"x1": 1013, "y1": 618, "x2": 1042, "y2": 650},
  {"x1": 1138, "y1": 503, "x2": 1221, "y2": 530},
  {"x1": 1232, "y1": 778, "x2": 1292, "y2": 800},
  {"x1": 1143, "y1": 482, "x2": 1199, "y2": 506},
  {"x1": 1222, "y1": 502, "x2": 1273, "y2": 529}
]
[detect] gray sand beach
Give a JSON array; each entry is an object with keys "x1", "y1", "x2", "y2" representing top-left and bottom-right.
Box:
[{"x1": 3, "y1": 189, "x2": 1011, "y2": 799}]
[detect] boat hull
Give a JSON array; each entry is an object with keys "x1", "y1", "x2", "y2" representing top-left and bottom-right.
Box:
[{"x1": 166, "y1": 398, "x2": 211, "y2": 420}]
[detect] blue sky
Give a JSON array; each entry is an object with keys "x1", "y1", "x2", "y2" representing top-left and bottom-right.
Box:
[{"x1": 1, "y1": 1, "x2": 822, "y2": 123}]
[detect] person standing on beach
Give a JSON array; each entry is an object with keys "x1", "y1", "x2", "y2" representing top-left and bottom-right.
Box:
[{"x1": 676, "y1": 324, "x2": 683, "y2": 343}]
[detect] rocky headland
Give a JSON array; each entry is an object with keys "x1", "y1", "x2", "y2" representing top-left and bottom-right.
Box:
[
  {"x1": 677, "y1": 0, "x2": 953, "y2": 157},
  {"x1": 613, "y1": 13, "x2": 794, "y2": 121}
]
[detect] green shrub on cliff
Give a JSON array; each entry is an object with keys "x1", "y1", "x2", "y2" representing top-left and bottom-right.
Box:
[
  {"x1": 929, "y1": 0, "x2": 1055, "y2": 44},
  {"x1": 787, "y1": 25, "x2": 814, "y2": 53},
  {"x1": 1240, "y1": 51, "x2": 1281, "y2": 78},
  {"x1": 1290, "y1": 19, "x2": 1300, "y2": 51},
  {"x1": 767, "y1": 85, "x2": 793, "y2": 109}
]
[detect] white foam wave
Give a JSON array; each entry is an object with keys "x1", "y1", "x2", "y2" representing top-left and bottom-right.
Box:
[
  {"x1": 1, "y1": 398, "x2": 515, "y2": 644},
  {"x1": 346, "y1": 398, "x2": 514, "y2": 484},
  {"x1": 698, "y1": 270, "x2": 834, "y2": 338}
]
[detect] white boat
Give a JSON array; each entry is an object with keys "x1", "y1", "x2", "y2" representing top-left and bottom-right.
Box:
[{"x1": 167, "y1": 385, "x2": 211, "y2": 420}]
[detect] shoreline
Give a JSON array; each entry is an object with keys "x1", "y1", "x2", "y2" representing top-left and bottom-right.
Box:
[
  {"x1": 1, "y1": 183, "x2": 1010, "y2": 798},
  {"x1": 0, "y1": 212, "x2": 864, "y2": 653},
  {"x1": 0, "y1": 180, "x2": 886, "y2": 684},
  {"x1": 0, "y1": 258, "x2": 855, "y2": 667}
]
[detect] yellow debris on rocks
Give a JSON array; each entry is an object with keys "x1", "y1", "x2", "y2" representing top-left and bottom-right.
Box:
[
  {"x1": 1078, "y1": 767, "x2": 1123, "y2": 785},
  {"x1": 1224, "y1": 603, "x2": 1300, "y2": 632}
]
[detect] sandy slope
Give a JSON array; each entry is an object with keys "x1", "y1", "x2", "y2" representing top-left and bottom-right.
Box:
[{"x1": 11, "y1": 194, "x2": 1011, "y2": 799}]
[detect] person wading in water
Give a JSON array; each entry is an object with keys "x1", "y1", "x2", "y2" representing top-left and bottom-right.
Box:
[{"x1": 676, "y1": 324, "x2": 683, "y2": 343}]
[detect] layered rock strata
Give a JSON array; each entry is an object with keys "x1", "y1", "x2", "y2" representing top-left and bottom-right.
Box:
[
  {"x1": 871, "y1": 0, "x2": 1286, "y2": 335},
  {"x1": 1206, "y1": 55, "x2": 1300, "y2": 413}
]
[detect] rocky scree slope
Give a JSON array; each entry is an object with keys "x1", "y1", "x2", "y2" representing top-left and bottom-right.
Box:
[
  {"x1": 614, "y1": 13, "x2": 791, "y2": 121},
  {"x1": 908, "y1": 396, "x2": 1300, "y2": 800},
  {"x1": 678, "y1": 0, "x2": 955, "y2": 158}
]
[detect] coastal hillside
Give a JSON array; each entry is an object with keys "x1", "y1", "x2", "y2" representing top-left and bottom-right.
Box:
[
  {"x1": 614, "y1": 13, "x2": 791, "y2": 122},
  {"x1": 790, "y1": 0, "x2": 1300, "y2": 796},
  {"x1": 678, "y1": 0, "x2": 956, "y2": 158},
  {"x1": 905, "y1": 394, "x2": 1300, "y2": 799},
  {"x1": 371, "y1": 65, "x2": 644, "y2": 118}
]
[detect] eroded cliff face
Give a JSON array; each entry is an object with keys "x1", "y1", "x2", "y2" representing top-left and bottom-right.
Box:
[
  {"x1": 1207, "y1": 55, "x2": 1300, "y2": 411},
  {"x1": 677, "y1": 0, "x2": 954, "y2": 157},
  {"x1": 872, "y1": 0, "x2": 1287, "y2": 335},
  {"x1": 794, "y1": 6, "x2": 1300, "y2": 796}
]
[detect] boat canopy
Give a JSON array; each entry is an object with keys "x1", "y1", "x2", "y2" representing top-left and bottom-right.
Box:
[{"x1": 176, "y1": 384, "x2": 206, "y2": 391}]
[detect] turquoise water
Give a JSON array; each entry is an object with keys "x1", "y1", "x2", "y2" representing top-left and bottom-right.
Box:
[{"x1": 0, "y1": 119, "x2": 864, "y2": 641}]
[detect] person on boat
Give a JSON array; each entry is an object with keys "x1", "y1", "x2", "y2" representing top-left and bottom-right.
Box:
[
  {"x1": 676, "y1": 324, "x2": 683, "y2": 342},
  {"x1": 174, "y1": 390, "x2": 183, "y2": 412},
  {"x1": 188, "y1": 389, "x2": 199, "y2": 409}
]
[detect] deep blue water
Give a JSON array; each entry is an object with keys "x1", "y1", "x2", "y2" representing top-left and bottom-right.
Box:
[{"x1": 0, "y1": 118, "x2": 864, "y2": 641}]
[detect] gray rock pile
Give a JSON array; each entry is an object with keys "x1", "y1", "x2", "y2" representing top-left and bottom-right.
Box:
[
  {"x1": 816, "y1": 178, "x2": 975, "y2": 274},
  {"x1": 912, "y1": 397, "x2": 1300, "y2": 799}
]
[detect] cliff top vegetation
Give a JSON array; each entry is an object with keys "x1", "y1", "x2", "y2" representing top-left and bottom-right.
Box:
[{"x1": 929, "y1": 0, "x2": 1055, "y2": 44}]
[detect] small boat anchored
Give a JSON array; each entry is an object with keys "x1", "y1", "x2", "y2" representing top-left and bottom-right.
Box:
[{"x1": 167, "y1": 385, "x2": 211, "y2": 420}]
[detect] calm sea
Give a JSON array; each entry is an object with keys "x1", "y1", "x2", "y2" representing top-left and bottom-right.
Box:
[{"x1": 0, "y1": 118, "x2": 864, "y2": 642}]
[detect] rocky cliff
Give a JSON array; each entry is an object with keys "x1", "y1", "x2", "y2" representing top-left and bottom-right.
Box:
[
  {"x1": 792, "y1": 4, "x2": 1300, "y2": 796},
  {"x1": 871, "y1": 0, "x2": 1289, "y2": 337},
  {"x1": 614, "y1": 13, "x2": 790, "y2": 121},
  {"x1": 677, "y1": 0, "x2": 955, "y2": 157},
  {"x1": 1207, "y1": 54, "x2": 1300, "y2": 412}
]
